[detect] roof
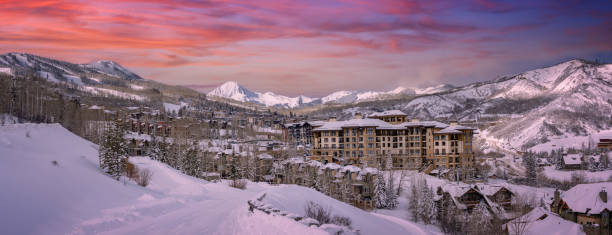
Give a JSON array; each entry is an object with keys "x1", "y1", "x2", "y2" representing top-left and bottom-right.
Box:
[
  {"x1": 434, "y1": 124, "x2": 475, "y2": 134},
  {"x1": 561, "y1": 182, "x2": 612, "y2": 214},
  {"x1": 368, "y1": 110, "x2": 407, "y2": 117},
  {"x1": 313, "y1": 118, "x2": 400, "y2": 131},
  {"x1": 257, "y1": 153, "x2": 273, "y2": 160},
  {"x1": 563, "y1": 154, "x2": 581, "y2": 165},
  {"x1": 503, "y1": 207, "x2": 584, "y2": 235}
]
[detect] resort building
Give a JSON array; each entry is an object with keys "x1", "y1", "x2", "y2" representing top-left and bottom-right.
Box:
[{"x1": 310, "y1": 111, "x2": 476, "y2": 172}]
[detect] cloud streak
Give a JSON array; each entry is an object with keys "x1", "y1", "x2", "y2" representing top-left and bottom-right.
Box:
[{"x1": 0, "y1": 0, "x2": 610, "y2": 96}]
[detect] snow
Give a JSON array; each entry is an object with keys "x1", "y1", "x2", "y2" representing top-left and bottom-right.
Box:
[
  {"x1": 82, "y1": 86, "x2": 147, "y2": 101},
  {"x1": 208, "y1": 81, "x2": 453, "y2": 108},
  {"x1": 86, "y1": 60, "x2": 142, "y2": 80},
  {"x1": 63, "y1": 74, "x2": 83, "y2": 85},
  {"x1": 37, "y1": 71, "x2": 60, "y2": 83},
  {"x1": 163, "y1": 102, "x2": 188, "y2": 113},
  {"x1": 0, "y1": 123, "x2": 431, "y2": 234},
  {"x1": 130, "y1": 84, "x2": 145, "y2": 90},
  {"x1": 563, "y1": 154, "x2": 582, "y2": 165},
  {"x1": 368, "y1": 110, "x2": 407, "y2": 117},
  {"x1": 503, "y1": 207, "x2": 584, "y2": 235},
  {"x1": 0, "y1": 67, "x2": 11, "y2": 75},
  {"x1": 560, "y1": 182, "x2": 612, "y2": 214}
]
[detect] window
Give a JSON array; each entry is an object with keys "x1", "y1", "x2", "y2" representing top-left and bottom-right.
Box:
[
  {"x1": 368, "y1": 128, "x2": 374, "y2": 135},
  {"x1": 331, "y1": 138, "x2": 336, "y2": 142},
  {"x1": 368, "y1": 137, "x2": 374, "y2": 142},
  {"x1": 324, "y1": 138, "x2": 329, "y2": 143}
]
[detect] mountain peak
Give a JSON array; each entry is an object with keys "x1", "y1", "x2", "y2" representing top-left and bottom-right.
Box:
[
  {"x1": 85, "y1": 60, "x2": 142, "y2": 80},
  {"x1": 208, "y1": 81, "x2": 258, "y2": 102}
]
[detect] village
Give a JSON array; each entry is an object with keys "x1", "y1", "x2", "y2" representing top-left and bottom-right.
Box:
[{"x1": 87, "y1": 101, "x2": 612, "y2": 235}]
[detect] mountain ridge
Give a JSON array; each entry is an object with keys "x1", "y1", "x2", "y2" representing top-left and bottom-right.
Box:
[{"x1": 207, "y1": 81, "x2": 455, "y2": 108}]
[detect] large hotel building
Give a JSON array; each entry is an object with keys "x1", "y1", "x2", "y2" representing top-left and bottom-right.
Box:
[{"x1": 310, "y1": 110, "x2": 476, "y2": 171}]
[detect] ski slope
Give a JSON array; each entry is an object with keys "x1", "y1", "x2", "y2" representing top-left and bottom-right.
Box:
[{"x1": 0, "y1": 123, "x2": 432, "y2": 235}]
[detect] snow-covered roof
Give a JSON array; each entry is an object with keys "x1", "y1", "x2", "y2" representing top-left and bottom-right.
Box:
[
  {"x1": 561, "y1": 182, "x2": 612, "y2": 214},
  {"x1": 503, "y1": 207, "x2": 584, "y2": 235},
  {"x1": 474, "y1": 184, "x2": 512, "y2": 196},
  {"x1": 257, "y1": 153, "x2": 273, "y2": 160},
  {"x1": 563, "y1": 154, "x2": 581, "y2": 165},
  {"x1": 434, "y1": 124, "x2": 475, "y2": 134},
  {"x1": 340, "y1": 165, "x2": 361, "y2": 173},
  {"x1": 313, "y1": 118, "x2": 402, "y2": 131},
  {"x1": 401, "y1": 121, "x2": 449, "y2": 128},
  {"x1": 368, "y1": 110, "x2": 407, "y2": 117},
  {"x1": 322, "y1": 163, "x2": 342, "y2": 170}
]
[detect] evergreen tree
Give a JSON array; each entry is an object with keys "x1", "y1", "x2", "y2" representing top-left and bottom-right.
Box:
[
  {"x1": 373, "y1": 172, "x2": 388, "y2": 209},
  {"x1": 386, "y1": 170, "x2": 398, "y2": 209},
  {"x1": 419, "y1": 184, "x2": 437, "y2": 224},
  {"x1": 99, "y1": 122, "x2": 128, "y2": 180},
  {"x1": 523, "y1": 151, "x2": 537, "y2": 185},
  {"x1": 408, "y1": 177, "x2": 420, "y2": 221},
  {"x1": 157, "y1": 136, "x2": 169, "y2": 164},
  {"x1": 181, "y1": 141, "x2": 200, "y2": 177}
]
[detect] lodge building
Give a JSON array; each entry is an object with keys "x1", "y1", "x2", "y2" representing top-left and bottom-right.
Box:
[{"x1": 310, "y1": 110, "x2": 476, "y2": 172}]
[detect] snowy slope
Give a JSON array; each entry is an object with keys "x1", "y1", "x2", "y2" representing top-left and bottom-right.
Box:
[
  {"x1": 0, "y1": 52, "x2": 142, "y2": 82},
  {"x1": 0, "y1": 123, "x2": 428, "y2": 235},
  {"x1": 207, "y1": 81, "x2": 454, "y2": 108},
  {"x1": 85, "y1": 60, "x2": 143, "y2": 80}
]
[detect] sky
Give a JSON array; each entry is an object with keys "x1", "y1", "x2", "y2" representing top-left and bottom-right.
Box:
[{"x1": 1, "y1": 0, "x2": 611, "y2": 97}]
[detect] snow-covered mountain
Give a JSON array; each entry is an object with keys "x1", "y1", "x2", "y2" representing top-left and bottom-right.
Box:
[
  {"x1": 0, "y1": 52, "x2": 142, "y2": 81},
  {"x1": 84, "y1": 60, "x2": 143, "y2": 80},
  {"x1": 321, "y1": 59, "x2": 612, "y2": 151},
  {"x1": 207, "y1": 81, "x2": 454, "y2": 108}
]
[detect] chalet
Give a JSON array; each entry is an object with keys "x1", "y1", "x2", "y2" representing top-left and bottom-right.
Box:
[
  {"x1": 537, "y1": 158, "x2": 552, "y2": 167},
  {"x1": 562, "y1": 154, "x2": 582, "y2": 170},
  {"x1": 437, "y1": 184, "x2": 510, "y2": 217},
  {"x1": 551, "y1": 182, "x2": 612, "y2": 235},
  {"x1": 503, "y1": 207, "x2": 585, "y2": 235},
  {"x1": 598, "y1": 139, "x2": 612, "y2": 153}
]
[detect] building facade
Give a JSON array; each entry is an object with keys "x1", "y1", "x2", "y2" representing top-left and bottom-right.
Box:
[{"x1": 310, "y1": 111, "x2": 476, "y2": 173}]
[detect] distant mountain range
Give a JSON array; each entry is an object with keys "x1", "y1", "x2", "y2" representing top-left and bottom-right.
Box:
[
  {"x1": 0, "y1": 52, "x2": 142, "y2": 81},
  {"x1": 207, "y1": 81, "x2": 455, "y2": 108},
  {"x1": 3, "y1": 52, "x2": 611, "y2": 152}
]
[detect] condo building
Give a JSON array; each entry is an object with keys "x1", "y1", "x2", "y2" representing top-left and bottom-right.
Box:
[{"x1": 310, "y1": 110, "x2": 475, "y2": 171}]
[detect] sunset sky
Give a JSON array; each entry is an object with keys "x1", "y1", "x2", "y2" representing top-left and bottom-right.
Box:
[{"x1": 1, "y1": 0, "x2": 611, "y2": 96}]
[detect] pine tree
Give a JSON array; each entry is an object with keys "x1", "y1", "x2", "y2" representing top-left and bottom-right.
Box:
[
  {"x1": 182, "y1": 141, "x2": 200, "y2": 177},
  {"x1": 408, "y1": 177, "x2": 420, "y2": 221},
  {"x1": 373, "y1": 173, "x2": 388, "y2": 209},
  {"x1": 386, "y1": 170, "x2": 398, "y2": 209},
  {"x1": 523, "y1": 151, "x2": 537, "y2": 185},
  {"x1": 465, "y1": 201, "x2": 492, "y2": 235},
  {"x1": 157, "y1": 136, "x2": 169, "y2": 163},
  {"x1": 99, "y1": 122, "x2": 128, "y2": 180},
  {"x1": 420, "y1": 184, "x2": 437, "y2": 224}
]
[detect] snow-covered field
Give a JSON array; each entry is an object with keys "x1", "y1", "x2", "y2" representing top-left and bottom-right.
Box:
[
  {"x1": 0, "y1": 123, "x2": 431, "y2": 234},
  {"x1": 542, "y1": 166, "x2": 612, "y2": 182},
  {"x1": 82, "y1": 86, "x2": 147, "y2": 101},
  {"x1": 531, "y1": 129, "x2": 612, "y2": 152}
]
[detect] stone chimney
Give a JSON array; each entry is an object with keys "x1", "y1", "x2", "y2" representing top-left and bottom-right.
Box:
[
  {"x1": 601, "y1": 188, "x2": 608, "y2": 203},
  {"x1": 411, "y1": 118, "x2": 419, "y2": 123},
  {"x1": 354, "y1": 112, "x2": 363, "y2": 119},
  {"x1": 450, "y1": 121, "x2": 458, "y2": 126},
  {"x1": 554, "y1": 189, "x2": 560, "y2": 203},
  {"x1": 329, "y1": 116, "x2": 337, "y2": 122}
]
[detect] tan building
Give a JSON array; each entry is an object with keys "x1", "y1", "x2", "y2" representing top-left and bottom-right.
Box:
[{"x1": 311, "y1": 111, "x2": 475, "y2": 173}]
